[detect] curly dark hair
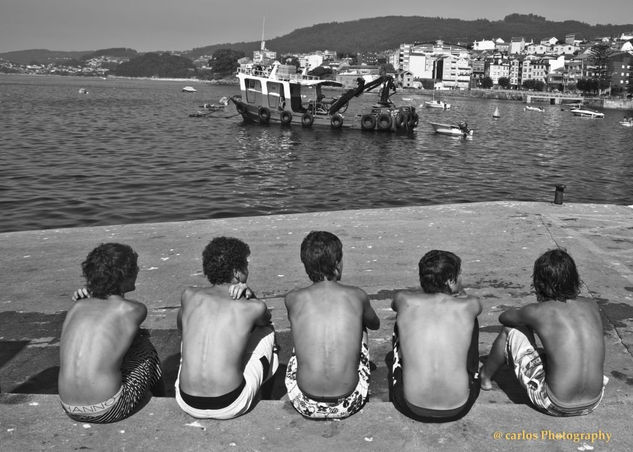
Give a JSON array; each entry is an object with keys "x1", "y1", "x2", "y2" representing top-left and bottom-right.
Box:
[
  {"x1": 82, "y1": 243, "x2": 139, "y2": 298},
  {"x1": 533, "y1": 248, "x2": 580, "y2": 302},
  {"x1": 202, "y1": 237, "x2": 250, "y2": 284},
  {"x1": 418, "y1": 250, "x2": 461, "y2": 294},
  {"x1": 300, "y1": 231, "x2": 343, "y2": 282}
]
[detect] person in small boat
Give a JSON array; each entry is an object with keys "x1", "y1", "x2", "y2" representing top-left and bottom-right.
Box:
[
  {"x1": 458, "y1": 121, "x2": 470, "y2": 135},
  {"x1": 284, "y1": 231, "x2": 380, "y2": 419}
]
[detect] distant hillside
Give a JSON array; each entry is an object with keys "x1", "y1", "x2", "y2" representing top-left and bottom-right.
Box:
[
  {"x1": 0, "y1": 49, "x2": 90, "y2": 65},
  {"x1": 80, "y1": 48, "x2": 139, "y2": 60},
  {"x1": 2, "y1": 14, "x2": 632, "y2": 65},
  {"x1": 185, "y1": 14, "x2": 633, "y2": 58}
]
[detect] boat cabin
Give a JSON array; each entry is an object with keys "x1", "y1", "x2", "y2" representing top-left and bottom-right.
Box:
[{"x1": 236, "y1": 63, "x2": 343, "y2": 115}]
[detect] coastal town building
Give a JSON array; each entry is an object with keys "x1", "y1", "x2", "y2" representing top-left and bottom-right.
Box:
[{"x1": 3, "y1": 27, "x2": 633, "y2": 96}]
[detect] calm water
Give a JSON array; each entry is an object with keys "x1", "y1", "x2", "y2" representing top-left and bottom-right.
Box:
[{"x1": 1, "y1": 74, "x2": 632, "y2": 233}]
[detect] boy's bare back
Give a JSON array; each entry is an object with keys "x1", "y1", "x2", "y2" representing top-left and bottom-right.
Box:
[
  {"x1": 178, "y1": 286, "x2": 268, "y2": 397},
  {"x1": 285, "y1": 280, "x2": 378, "y2": 397},
  {"x1": 58, "y1": 296, "x2": 146, "y2": 405},
  {"x1": 502, "y1": 296, "x2": 605, "y2": 403},
  {"x1": 393, "y1": 290, "x2": 481, "y2": 409}
]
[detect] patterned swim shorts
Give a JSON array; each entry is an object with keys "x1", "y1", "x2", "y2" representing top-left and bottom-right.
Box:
[{"x1": 284, "y1": 333, "x2": 370, "y2": 419}]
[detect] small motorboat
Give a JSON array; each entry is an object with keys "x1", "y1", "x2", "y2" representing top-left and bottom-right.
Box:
[
  {"x1": 189, "y1": 97, "x2": 230, "y2": 117},
  {"x1": 182, "y1": 86, "x2": 197, "y2": 93},
  {"x1": 429, "y1": 121, "x2": 473, "y2": 138},
  {"x1": 570, "y1": 108, "x2": 604, "y2": 119},
  {"x1": 524, "y1": 105, "x2": 544, "y2": 112},
  {"x1": 78, "y1": 88, "x2": 88, "y2": 94},
  {"x1": 424, "y1": 99, "x2": 451, "y2": 110},
  {"x1": 619, "y1": 118, "x2": 633, "y2": 127}
]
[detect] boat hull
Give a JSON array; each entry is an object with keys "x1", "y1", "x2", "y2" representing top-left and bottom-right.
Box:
[
  {"x1": 429, "y1": 122, "x2": 473, "y2": 137},
  {"x1": 570, "y1": 109, "x2": 604, "y2": 118},
  {"x1": 231, "y1": 97, "x2": 418, "y2": 132}
]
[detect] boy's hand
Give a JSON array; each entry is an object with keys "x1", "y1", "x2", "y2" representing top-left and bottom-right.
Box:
[
  {"x1": 229, "y1": 283, "x2": 254, "y2": 300},
  {"x1": 72, "y1": 288, "x2": 90, "y2": 301}
]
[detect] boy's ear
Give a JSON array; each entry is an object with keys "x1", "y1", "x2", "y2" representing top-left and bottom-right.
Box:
[
  {"x1": 447, "y1": 279, "x2": 458, "y2": 293},
  {"x1": 334, "y1": 260, "x2": 343, "y2": 279}
]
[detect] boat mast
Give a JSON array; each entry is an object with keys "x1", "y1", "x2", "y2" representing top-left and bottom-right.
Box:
[{"x1": 261, "y1": 16, "x2": 266, "y2": 51}]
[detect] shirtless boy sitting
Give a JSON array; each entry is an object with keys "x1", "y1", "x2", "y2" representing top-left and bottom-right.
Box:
[
  {"x1": 480, "y1": 249, "x2": 608, "y2": 416},
  {"x1": 175, "y1": 237, "x2": 278, "y2": 419},
  {"x1": 284, "y1": 231, "x2": 380, "y2": 419},
  {"x1": 390, "y1": 250, "x2": 482, "y2": 422},
  {"x1": 58, "y1": 243, "x2": 164, "y2": 423}
]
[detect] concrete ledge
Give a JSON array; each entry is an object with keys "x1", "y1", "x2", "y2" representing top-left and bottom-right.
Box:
[
  {"x1": 1, "y1": 394, "x2": 632, "y2": 451},
  {"x1": 2, "y1": 202, "x2": 633, "y2": 450}
]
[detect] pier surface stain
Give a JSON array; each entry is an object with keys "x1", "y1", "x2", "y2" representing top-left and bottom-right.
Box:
[{"x1": 610, "y1": 370, "x2": 633, "y2": 386}]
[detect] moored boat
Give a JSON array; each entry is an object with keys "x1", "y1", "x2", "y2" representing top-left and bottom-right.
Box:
[
  {"x1": 424, "y1": 99, "x2": 451, "y2": 109},
  {"x1": 524, "y1": 105, "x2": 544, "y2": 112},
  {"x1": 429, "y1": 121, "x2": 473, "y2": 138},
  {"x1": 570, "y1": 108, "x2": 604, "y2": 118},
  {"x1": 230, "y1": 62, "x2": 418, "y2": 132},
  {"x1": 182, "y1": 86, "x2": 197, "y2": 93}
]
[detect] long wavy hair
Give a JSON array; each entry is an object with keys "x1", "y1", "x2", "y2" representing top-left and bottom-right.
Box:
[{"x1": 533, "y1": 248, "x2": 580, "y2": 301}]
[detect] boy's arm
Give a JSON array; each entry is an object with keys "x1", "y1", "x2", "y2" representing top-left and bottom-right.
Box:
[
  {"x1": 466, "y1": 295, "x2": 483, "y2": 317},
  {"x1": 177, "y1": 308, "x2": 183, "y2": 332},
  {"x1": 253, "y1": 300, "x2": 272, "y2": 327},
  {"x1": 177, "y1": 287, "x2": 193, "y2": 332},
  {"x1": 229, "y1": 283, "x2": 255, "y2": 300},
  {"x1": 127, "y1": 299, "x2": 148, "y2": 326},
  {"x1": 499, "y1": 304, "x2": 539, "y2": 328},
  {"x1": 391, "y1": 291, "x2": 404, "y2": 312},
  {"x1": 72, "y1": 287, "x2": 90, "y2": 301},
  {"x1": 361, "y1": 291, "x2": 380, "y2": 330}
]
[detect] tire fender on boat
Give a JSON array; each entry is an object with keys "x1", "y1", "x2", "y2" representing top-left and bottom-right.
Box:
[
  {"x1": 377, "y1": 113, "x2": 392, "y2": 130},
  {"x1": 258, "y1": 107, "x2": 271, "y2": 124},
  {"x1": 301, "y1": 112, "x2": 314, "y2": 127},
  {"x1": 395, "y1": 112, "x2": 407, "y2": 129},
  {"x1": 280, "y1": 110, "x2": 292, "y2": 125},
  {"x1": 236, "y1": 103, "x2": 247, "y2": 115},
  {"x1": 361, "y1": 114, "x2": 376, "y2": 130},
  {"x1": 330, "y1": 113, "x2": 344, "y2": 129}
]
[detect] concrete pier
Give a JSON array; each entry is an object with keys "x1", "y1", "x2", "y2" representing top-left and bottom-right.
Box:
[{"x1": 1, "y1": 201, "x2": 632, "y2": 451}]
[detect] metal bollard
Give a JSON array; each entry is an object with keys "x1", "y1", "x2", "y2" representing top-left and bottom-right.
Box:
[{"x1": 554, "y1": 184, "x2": 566, "y2": 204}]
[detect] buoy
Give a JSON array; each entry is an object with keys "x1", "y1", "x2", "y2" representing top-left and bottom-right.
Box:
[{"x1": 493, "y1": 107, "x2": 500, "y2": 119}]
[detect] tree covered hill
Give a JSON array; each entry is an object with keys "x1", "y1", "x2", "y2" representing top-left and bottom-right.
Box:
[
  {"x1": 2, "y1": 14, "x2": 632, "y2": 65},
  {"x1": 113, "y1": 53, "x2": 196, "y2": 78},
  {"x1": 185, "y1": 14, "x2": 633, "y2": 58}
]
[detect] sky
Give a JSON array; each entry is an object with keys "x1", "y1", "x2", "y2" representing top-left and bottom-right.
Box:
[{"x1": 1, "y1": 0, "x2": 633, "y2": 53}]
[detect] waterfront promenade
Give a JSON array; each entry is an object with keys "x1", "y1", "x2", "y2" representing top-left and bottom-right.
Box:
[{"x1": 1, "y1": 201, "x2": 632, "y2": 451}]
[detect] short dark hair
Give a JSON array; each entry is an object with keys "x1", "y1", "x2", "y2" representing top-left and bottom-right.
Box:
[
  {"x1": 418, "y1": 250, "x2": 461, "y2": 294},
  {"x1": 202, "y1": 237, "x2": 250, "y2": 285},
  {"x1": 533, "y1": 248, "x2": 580, "y2": 301},
  {"x1": 300, "y1": 231, "x2": 342, "y2": 282},
  {"x1": 82, "y1": 243, "x2": 139, "y2": 298}
]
